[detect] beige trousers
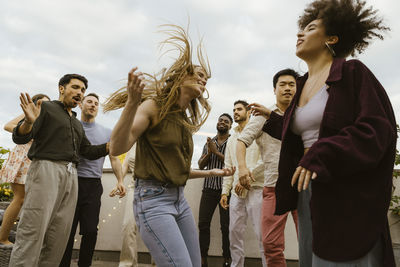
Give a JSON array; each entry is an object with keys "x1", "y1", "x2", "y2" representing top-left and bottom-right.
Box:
[
  {"x1": 119, "y1": 184, "x2": 138, "y2": 267},
  {"x1": 9, "y1": 160, "x2": 78, "y2": 267}
]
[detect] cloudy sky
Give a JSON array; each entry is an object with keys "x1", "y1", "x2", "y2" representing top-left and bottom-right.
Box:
[{"x1": 1, "y1": 0, "x2": 399, "y2": 167}]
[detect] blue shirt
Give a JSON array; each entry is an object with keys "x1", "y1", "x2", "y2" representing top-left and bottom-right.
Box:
[{"x1": 77, "y1": 121, "x2": 111, "y2": 178}]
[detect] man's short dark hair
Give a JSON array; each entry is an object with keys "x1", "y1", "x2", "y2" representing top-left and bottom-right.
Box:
[
  {"x1": 59, "y1": 74, "x2": 88, "y2": 89},
  {"x1": 234, "y1": 100, "x2": 249, "y2": 110},
  {"x1": 219, "y1": 113, "x2": 233, "y2": 124},
  {"x1": 83, "y1": 93, "x2": 99, "y2": 101},
  {"x1": 273, "y1": 69, "x2": 299, "y2": 88}
]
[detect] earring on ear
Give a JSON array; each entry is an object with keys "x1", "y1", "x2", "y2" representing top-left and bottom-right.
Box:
[
  {"x1": 325, "y1": 42, "x2": 336, "y2": 57},
  {"x1": 203, "y1": 88, "x2": 209, "y2": 99},
  {"x1": 297, "y1": 59, "x2": 307, "y2": 74}
]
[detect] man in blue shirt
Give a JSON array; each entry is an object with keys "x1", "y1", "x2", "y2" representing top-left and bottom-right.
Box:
[{"x1": 60, "y1": 93, "x2": 126, "y2": 267}]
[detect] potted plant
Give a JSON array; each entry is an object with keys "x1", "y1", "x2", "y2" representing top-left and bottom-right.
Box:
[
  {"x1": 389, "y1": 125, "x2": 400, "y2": 262},
  {"x1": 0, "y1": 146, "x2": 11, "y2": 210},
  {"x1": 0, "y1": 183, "x2": 14, "y2": 210},
  {"x1": 390, "y1": 125, "x2": 400, "y2": 215}
]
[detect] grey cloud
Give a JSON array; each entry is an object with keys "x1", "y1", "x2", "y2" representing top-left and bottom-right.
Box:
[{"x1": 1, "y1": 0, "x2": 399, "y2": 165}]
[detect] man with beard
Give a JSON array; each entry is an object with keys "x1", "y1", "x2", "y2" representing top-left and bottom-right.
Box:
[
  {"x1": 198, "y1": 113, "x2": 233, "y2": 267},
  {"x1": 220, "y1": 100, "x2": 265, "y2": 267},
  {"x1": 11, "y1": 74, "x2": 109, "y2": 267},
  {"x1": 60, "y1": 93, "x2": 126, "y2": 267},
  {"x1": 238, "y1": 69, "x2": 299, "y2": 267}
]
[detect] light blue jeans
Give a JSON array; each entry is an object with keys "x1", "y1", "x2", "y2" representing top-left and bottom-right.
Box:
[
  {"x1": 312, "y1": 238, "x2": 383, "y2": 266},
  {"x1": 298, "y1": 185, "x2": 383, "y2": 267},
  {"x1": 297, "y1": 186, "x2": 313, "y2": 267},
  {"x1": 134, "y1": 179, "x2": 201, "y2": 267}
]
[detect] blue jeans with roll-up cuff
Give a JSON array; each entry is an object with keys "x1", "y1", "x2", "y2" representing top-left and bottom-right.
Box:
[
  {"x1": 297, "y1": 185, "x2": 313, "y2": 267},
  {"x1": 134, "y1": 179, "x2": 201, "y2": 267}
]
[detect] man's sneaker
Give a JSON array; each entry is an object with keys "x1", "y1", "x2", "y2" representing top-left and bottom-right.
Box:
[
  {"x1": 201, "y1": 257, "x2": 208, "y2": 267},
  {"x1": 222, "y1": 258, "x2": 231, "y2": 266}
]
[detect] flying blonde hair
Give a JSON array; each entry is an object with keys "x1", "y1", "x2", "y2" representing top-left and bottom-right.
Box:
[{"x1": 103, "y1": 24, "x2": 211, "y2": 133}]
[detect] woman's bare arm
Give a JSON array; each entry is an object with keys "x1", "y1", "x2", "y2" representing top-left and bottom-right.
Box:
[
  {"x1": 110, "y1": 67, "x2": 154, "y2": 156},
  {"x1": 4, "y1": 114, "x2": 25, "y2": 133},
  {"x1": 189, "y1": 167, "x2": 236, "y2": 179}
]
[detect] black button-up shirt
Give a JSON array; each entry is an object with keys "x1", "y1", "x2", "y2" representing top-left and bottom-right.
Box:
[{"x1": 13, "y1": 100, "x2": 107, "y2": 164}]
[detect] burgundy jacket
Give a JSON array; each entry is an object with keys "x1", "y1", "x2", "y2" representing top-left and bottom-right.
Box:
[{"x1": 264, "y1": 58, "x2": 397, "y2": 265}]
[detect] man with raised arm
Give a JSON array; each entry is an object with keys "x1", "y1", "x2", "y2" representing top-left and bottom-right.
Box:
[
  {"x1": 10, "y1": 74, "x2": 109, "y2": 267},
  {"x1": 238, "y1": 69, "x2": 299, "y2": 267}
]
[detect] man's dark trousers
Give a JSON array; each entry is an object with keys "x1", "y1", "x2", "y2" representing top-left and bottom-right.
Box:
[
  {"x1": 198, "y1": 187, "x2": 231, "y2": 259},
  {"x1": 60, "y1": 177, "x2": 103, "y2": 267}
]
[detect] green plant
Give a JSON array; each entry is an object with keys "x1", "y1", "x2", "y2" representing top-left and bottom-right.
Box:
[
  {"x1": 0, "y1": 146, "x2": 10, "y2": 169},
  {"x1": 0, "y1": 183, "x2": 13, "y2": 201},
  {"x1": 0, "y1": 146, "x2": 12, "y2": 201},
  {"x1": 390, "y1": 125, "x2": 400, "y2": 215}
]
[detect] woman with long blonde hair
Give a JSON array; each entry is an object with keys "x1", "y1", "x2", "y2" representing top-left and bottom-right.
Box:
[{"x1": 105, "y1": 25, "x2": 235, "y2": 267}]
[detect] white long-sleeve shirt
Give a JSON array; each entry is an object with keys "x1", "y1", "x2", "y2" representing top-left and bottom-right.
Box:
[
  {"x1": 237, "y1": 105, "x2": 283, "y2": 187},
  {"x1": 222, "y1": 126, "x2": 264, "y2": 198}
]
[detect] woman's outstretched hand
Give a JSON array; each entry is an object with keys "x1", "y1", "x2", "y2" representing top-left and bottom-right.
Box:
[
  {"x1": 127, "y1": 67, "x2": 145, "y2": 104},
  {"x1": 210, "y1": 166, "x2": 236, "y2": 177}
]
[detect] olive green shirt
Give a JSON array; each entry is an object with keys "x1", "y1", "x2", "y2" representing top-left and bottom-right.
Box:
[{"x1": 134, "y1": 111, "x2": 193, "y2": 186}]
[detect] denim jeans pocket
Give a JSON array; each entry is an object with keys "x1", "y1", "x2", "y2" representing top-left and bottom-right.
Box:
[{"x1": 139, "y1": 185, "x2": 165, "y2": 200}]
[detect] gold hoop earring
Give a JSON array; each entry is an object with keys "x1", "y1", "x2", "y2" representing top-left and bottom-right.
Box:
[
  {"x1": 297, "y1": 59, "x2": 307, "y2": 74},
  {"x1": 325, "y1": 42, "x2": 336, "y2": 57},
  {"x1": 203, "y1": 88, "x2": 209, "y2": 99}
]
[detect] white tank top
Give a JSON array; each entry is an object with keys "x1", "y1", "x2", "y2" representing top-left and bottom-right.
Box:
[{"x1": 291, "y1": 85, "x2": 329, "y2": 148}]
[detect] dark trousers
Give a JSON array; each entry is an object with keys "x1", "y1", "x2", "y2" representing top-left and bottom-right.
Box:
[
  {"x1": 198, "y1": 188, "x2": 231, "y2": 259},
  {"x1": 60, "y1": 177, "x2": 103, "y2": 267}
]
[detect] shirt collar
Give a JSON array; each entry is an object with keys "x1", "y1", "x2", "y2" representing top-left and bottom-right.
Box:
[
  {"x1": 54, "y1": 100, "x2": 77, "y2": 117},
  {"x1": 297, "y1": 57, "x2": 346, "y2": 88},
  {"x1": 325, "y1": 57, "x2": 345, "y2": 84},
  {"x1": 81, "y1": 120, "x2": 95, "y2": 127},
  {"x1": 271, "y1": 104, "x2": 284, "y2": 115},
  {"x1": 212, "y1": 135, "x2": 230, "y2": 147}
]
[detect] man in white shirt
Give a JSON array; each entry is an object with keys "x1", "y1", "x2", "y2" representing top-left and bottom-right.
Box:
[
  {"x1": 238, "y1": 69, "x2": 299, "y2": 267},
  {"x1": 220, "y1": 100, "x2": 266, "y2": 267}
]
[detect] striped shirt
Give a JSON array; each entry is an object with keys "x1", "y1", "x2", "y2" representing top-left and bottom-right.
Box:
[{"x1": 201, "y1": 136, "x2": 229, "y2": 190}]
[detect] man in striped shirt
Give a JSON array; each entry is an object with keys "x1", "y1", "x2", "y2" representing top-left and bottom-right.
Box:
[{"x1": 198, "y1": 113, "x2": 233, "y2": 267}]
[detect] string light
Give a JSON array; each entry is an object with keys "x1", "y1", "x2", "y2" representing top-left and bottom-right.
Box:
[
  {"x1": 97, "y1": 193, "x2": 132, "y2": 229},
  {"x1": 72, "y1": 174, "x2": 134, "y2": 244}
]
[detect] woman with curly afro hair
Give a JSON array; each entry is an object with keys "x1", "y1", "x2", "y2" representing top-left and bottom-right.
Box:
[{"x1": 250, "y1": 0, "x2": 397, "y2": 266}]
